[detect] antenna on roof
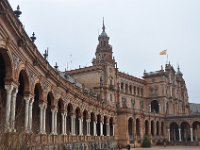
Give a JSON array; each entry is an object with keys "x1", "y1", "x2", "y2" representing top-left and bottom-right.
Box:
[{"x1": 66, "y1": 62, "x2": 69, "y2": 70}]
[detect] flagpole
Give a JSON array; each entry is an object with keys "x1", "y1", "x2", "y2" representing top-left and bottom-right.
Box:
[{"x1": 166, "y1": 54, "x2": 168, "y2": 64}]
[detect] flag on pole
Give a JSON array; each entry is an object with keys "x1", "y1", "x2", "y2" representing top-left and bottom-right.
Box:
[{"x1": 160, "y1": 50, "x2": 167, "y2": 55}]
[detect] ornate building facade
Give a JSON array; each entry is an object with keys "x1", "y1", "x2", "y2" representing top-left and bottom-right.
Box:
[{"x1": 0, "y1": 0, "x2": 199, "y2": 149}]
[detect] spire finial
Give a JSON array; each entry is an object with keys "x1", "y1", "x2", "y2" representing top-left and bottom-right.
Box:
[
  {"x1": 102, "y1": 17, "x2": 105, "y2": 32},
  {"x1": 178, "y1": 65, "x2": 180, "y2": 71}
]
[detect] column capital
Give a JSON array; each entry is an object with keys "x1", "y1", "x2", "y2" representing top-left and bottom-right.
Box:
[
  {"x1": 24, "y1": 93, "x2": 34, "y2": 99},
  {"x1": 39, "y1": 102, "x2": 47, "y2": 109},
  {"x1": 86, "y1": 118, "x2": 91, "y2": 122},
  {"x1": 71, "y1": 114, "x2": 76, "y2": 118},
  {"x1": 51, "y1": 108, "x2": 56, "y2": 113},
  {"x1": 24, "y1": 98, "x2": 29, "y2": 104},
  {"x1": 4, "y1": 84, "x2": 14, "y2": 92},
  {"x1": 30, "y1": 98, "x2": 34, "y2": 105}
]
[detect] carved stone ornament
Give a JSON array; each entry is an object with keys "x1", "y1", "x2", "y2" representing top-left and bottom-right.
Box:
[
  {"x1": 17, "y1": 36, "x2": 26, "y2": 47},
  {"x1": 28, "y1": 70, "x2": 36, "y2": 82},
  {"x1": 53, "y1": 87, "x2": 61, "y2": 98},
  {"x1": 41, "y1": 80, "x2": 48, "y2": 91},
  {"x1": 12, "y1": 53, "x2": 21, "y2": 70}
]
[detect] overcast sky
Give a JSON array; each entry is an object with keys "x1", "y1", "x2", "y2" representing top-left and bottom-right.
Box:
[{"x1": 10, "y1": 0, "x2": 200, "y2": 103}]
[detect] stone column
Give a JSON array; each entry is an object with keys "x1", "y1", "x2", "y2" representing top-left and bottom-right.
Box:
[
  {"x1": 197, "y1": 125, "x2": 200, "y2": 141},
  {"x1": 54, "y1": 108, "x2": 58, "y2": 135},
  {"x1": 64, "y1": 112, "x2": 67, "y2": 135},
  {"x1": 178, "y1": 128, "x2": 181, "y2": 142},
  {"x1": 79, "y1": 117, "x2": 83, "y2": 135},
  {"x1": 5, "y1": 84, "x2": 13, "y2": 131},
  {"x1": 94, "y1": 121, "x2": 97, "y2": 136},
  {"x1": 24, "y1": 97, "x2": 30, "y2": 133},
  {"x1": 43, "y1": 104, "x2": 47, "y2": 134},
  {"x1": 51, "y1": 108, "x2": 55, "y2": 135},
  {"x1": 71, "y1": 114, "x2": 75, "y2": 135},
  {"x1": 112, "y1": 124, "x2": 115, "y2": 136},
  {"x1": 86, "y1": 119, "x2": 91, "y2": 135},
  {"x1": 106, "y1": 123, "x2": 110, "y2": 136},
  {"x1": 29, "y1": 99, "x2": 34, "y2": 133},
  {"x1": 100, "y1": 122, "x2": 103, "y2": 136},
  {"x1": 61, "y1": 113, "x2": 65, "y2": 135},
  {"x1": 168, "y1": 128, "x2": 170, "y2": 142},
  {"x1": 39, "y1": 103, "x2": 44, "y2": 133},
  {"x1": 10, "y1": 87, "x2": 18, "y2": 132},
  {"x1": 190, "y1": 128, "x2": 194, "y2": 142}
]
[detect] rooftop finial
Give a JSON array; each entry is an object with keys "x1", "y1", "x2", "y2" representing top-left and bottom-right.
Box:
[
  {"x1": 102, "y1": 17, "x2": 105, "y2": 32},
  {"x1": 178, "y1": 65, "x2": 180, "y2": 71},
  {"x1": 14, "y1": 5, "x2": 22, "y2": 18}
]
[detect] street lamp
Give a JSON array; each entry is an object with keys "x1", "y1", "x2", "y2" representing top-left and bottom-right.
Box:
[
  {"x1": 148, "y1": 104, "x2": 152, "y2": 143},
  {"x1": 132, "y1": 100, "x2": 136, "y2": 148}
]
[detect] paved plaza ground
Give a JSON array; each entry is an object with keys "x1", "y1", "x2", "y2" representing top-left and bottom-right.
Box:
[{"x1": 122, "y1": 146, "x2": 200, "y2": 150}]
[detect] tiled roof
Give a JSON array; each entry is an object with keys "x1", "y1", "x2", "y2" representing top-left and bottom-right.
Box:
[{"x1": 190, "y1": 103, "x2": 200, "y2": 114}]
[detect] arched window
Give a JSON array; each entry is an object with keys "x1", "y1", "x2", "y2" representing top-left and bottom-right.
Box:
[
  {"x1": 128, "y1": 118, "x2": 133, "y2": 143},
  {"x1": 136, "y1": 118, "x2": 140, "y2": 137},
  {"x1": 151, "y1": 100, "x2": 159, "y2": 113},
  {"x1": 170, "y1": 122, "x2": 179, "y2": 141},
  {"x1": 145, "y1": 120, "x2": 149, "y2": 135}
]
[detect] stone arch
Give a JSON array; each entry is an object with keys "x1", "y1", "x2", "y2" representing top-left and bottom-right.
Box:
[
  {"x1": 180, "y1": 121, "x2": 190, "y2": 142},
  {"x1": 90, "y1": 112, "x2": 95, "y2": 136},
  {"x1": 151, "y1": 100, "x2": 159, "y2": 113},
  {"x1": 103, "y1": 116, "x2": 108, "y2": 136},
  {"x1": 0, "y1": 49, "x2": 13, "y2": 124},
  {"x1": 83, "y1": 109, "x2": 88, "y2": 135},
  {"x1": 97, "y1": 114, "x2": 101, "y2": 136},
  {"x1": 192, "y1": 121, "x2": 200, "y2": 141},
  {"x1": 16, "y1": 67, "x2": 30, "y2": 94},
  {"x1": 66, "y1": 103, "x2": 73, "y2": 134},
  {"x1": 170, "y1": 122, "x2": 179, "y2": 142},
  {"x1": 15, "y1": 69, "x2": 30, "y2": 132},
  {"x1": 75, "y1": 107, "x2": 81, "y2": 135},
  {"x1": 136, "y1": 118, "x2": 140, "y2": 137},
  {"x1": 110, "y1": 117, "x2": 114, "y2": 136},
  {"x1": 128, "y1": 117, "x2": 133, "y2": 143},
  {"x1": 46, "y1": 91, "x2": 54, "y2": 134},
  {"x1": 32, "y1": 82, "x2": 43, "y2": 133},
  {"x1": 0, "y1": 48, "x2": 13, "y2": 82},
  {"x1": 57, "y1": 99, "x2": 64, "y2": 135}
]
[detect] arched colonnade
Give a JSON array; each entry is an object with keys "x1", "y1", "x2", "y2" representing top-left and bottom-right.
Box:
[{"x1": 0, "y1": 49, "x2": 115, "y2": 137}]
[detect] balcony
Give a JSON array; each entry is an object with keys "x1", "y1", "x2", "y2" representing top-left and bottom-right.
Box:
[{"x1": 0, "y1": 133, "x2": 115, "y2": 149}]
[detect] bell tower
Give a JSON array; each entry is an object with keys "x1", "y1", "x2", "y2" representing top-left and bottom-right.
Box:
[{"x1": 92, "y1": 19, "x2": 116, "y2": 66}]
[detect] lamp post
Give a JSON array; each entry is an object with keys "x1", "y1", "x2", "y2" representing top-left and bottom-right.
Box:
[
  {"x1": 148, "y1": 104, "x2": 152, "y2": 144},
  {"x1": 132, "y1": 100, "x2": 136, "y2": 148}
]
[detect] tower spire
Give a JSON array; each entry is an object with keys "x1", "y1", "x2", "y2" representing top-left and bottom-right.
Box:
[{"x1": 102, "y1": 17, "x2": 105, "y2": 32}]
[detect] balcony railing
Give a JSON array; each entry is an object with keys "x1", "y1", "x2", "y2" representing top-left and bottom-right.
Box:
[{"x1": 0, "y1": 133, "x2": 115, "y2": 149}]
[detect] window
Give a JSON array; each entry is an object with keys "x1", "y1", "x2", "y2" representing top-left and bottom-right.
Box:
[
  {"x1": 110, "y1": 94, "x2": 113, "y2": 101},
  {"x1": 110, "y1": 79, "x2": 113, "y2": 86},
  {"x1": 122, "y1": 97, "x2": 127, "y2": 108},
  {"x1": 121, "y1": 82, "x2": 124, "y2": 91}
]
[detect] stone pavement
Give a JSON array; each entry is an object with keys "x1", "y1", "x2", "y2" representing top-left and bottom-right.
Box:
[{"x1": 122, "y1": 146, "x2": 200, "y2": 150}]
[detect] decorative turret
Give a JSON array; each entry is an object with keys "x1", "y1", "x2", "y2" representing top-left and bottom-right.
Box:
[
  {"x1": 177, "y1": 65, "x2": 183, "y2": 77},
  {"x1": 92, "y1": 18, "x2": 115, "y2": 66}
]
